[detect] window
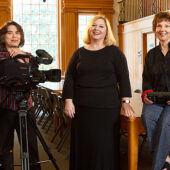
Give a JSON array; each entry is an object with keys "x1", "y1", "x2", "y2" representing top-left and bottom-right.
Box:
[
  {"x1": 78, "y1": 14, "x2": 94, "y2": 47},
  {"x1": 13, "y1": 0, "x2": 58, "y2": 70}
]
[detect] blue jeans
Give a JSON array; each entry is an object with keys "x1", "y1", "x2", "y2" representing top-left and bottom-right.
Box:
[{"x1": 141, "y1": 104, "x2": 170, "y2": 170}]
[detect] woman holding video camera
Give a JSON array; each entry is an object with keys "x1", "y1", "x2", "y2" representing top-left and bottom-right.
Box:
[
  {"x1": 0, "y1": 21, "x2": 41, "y2": 170},
  {"x1": 141, "y1": 11, "x2": 170, "y2": 170}
]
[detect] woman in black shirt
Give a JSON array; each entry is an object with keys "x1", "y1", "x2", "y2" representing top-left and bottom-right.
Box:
[
  {"x1": 142, "y1": 11, "x2": 170, "y2": 170},
  {"x1": 62, "y1": 14, "x2": 135, "y2": 170}
]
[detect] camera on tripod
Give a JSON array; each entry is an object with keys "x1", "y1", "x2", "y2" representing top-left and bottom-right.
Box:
[
  {"x1": 147, "y1": 92, "x2": 170, "y2": 105},
  {"x1": 0, "y1": 49, "x2": 61, "y2": 90},
  {"x1": 0, "y1": 49, "x2": 61, "y2": 170}
]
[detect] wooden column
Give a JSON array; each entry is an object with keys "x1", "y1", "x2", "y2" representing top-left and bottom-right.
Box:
[
  {"x1": 118, "y1": 24, "x2": 125, "y2": 52},
  {"x1": 61, "y1": 9, "x2": 77, "y2": 75},
  {"x1": 0, "y1": 0, "x2": 12, "y2": 28}
]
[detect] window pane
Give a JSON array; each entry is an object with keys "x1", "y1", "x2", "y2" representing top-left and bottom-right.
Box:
[
  {"x1": 49, "y1": 25, "x2": 56, "y2": 34},
  {"x1": 31, "y1": 5, "x2": 39, "y2": 14},
  {"x1": 23, "y1": 5, "x2": 31, "y2": 14},
  {"x1": 48, "y1": 15, "x2": 56, "y2": 24},
  {"x1": 13, "y1": 5, "x2": 22, "y2": 14},
  {"x1": 32, "y1": 35, "x2": 39, "y2": 44},
  {"x1": 49, "y1": 45, "x2": 56, "y2": 56},
  {"x1": 40, "y1": 35, "x2": 49, "y2": 44},
  {"x1": 13, "y1": 0, "x2": 22, "y2": 4},
  {"x1": 40, "y1": 25, "x2": 48, "y2": 34},
  {"x1": 39, "y1": 44, "x2": 48, "y2": 50},
  {"x1": 32, "y1": 15, "x2": 39, "y2": 24},
  {"x1": 47, "y1": 0, "x2": 56, "y2": 4},
  {"x1": 25, "y1": 34, "x2": 32, "y2": 44},
  {"x1": 23, "y1": 15, "x2": 31, "y2": 24},
  {"x1": 40, "y1": 5, "x2": 47, "y2": 14},
  {"x1": 48, "y1": 5, "x2": 56, "y2": 14},
  {"x1": 14, "y1": 16, "x2": 22, "y2": 23},
  {"x1": 49, "y1": 34, "x2": 56, "y2": 44},
  {"x1": 23, "y1": 0, "x2": 30, "y2": 4},
  {"x1": 31, "y1": 0, "x2": 40, "y2": 4},
  {"x1": 78, "y1": 14, "x2": 94, "y2": 47},
  {"x1": 32, "y1": 45, "x2": 40, "y2": 56},
  {"x1": 32, "y1": 25, "x2": 39, "y2": 34},
  {"x1": 23, "y1": 25, "x2": 31, "y2": 34},
  {"x1": 40, "y1": 15, "x2": 47, "y2": 24},
  {"x1": 23, "y1": 45, "x2": 32, "y2": 53}
]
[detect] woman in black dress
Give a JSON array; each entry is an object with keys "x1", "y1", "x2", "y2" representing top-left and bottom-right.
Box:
[{"x1": 62, "y1": 14, "x2": 135, "y2": 170}]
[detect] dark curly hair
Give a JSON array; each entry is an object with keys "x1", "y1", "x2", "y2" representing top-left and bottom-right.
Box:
[
  {"x1": 152, "y1": 11, "x2": 170, "y2": 32},
  {"x1": 0, "y1": 21, "x2": 25, "y2": 48}
]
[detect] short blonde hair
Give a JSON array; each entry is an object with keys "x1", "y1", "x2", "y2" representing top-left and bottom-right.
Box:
[
  {"x1": 152, "y1": 11, "x2": 170, "y2": 32},
  {"x1": 83, "y1": 14, "x2": 116, "y2": 46}
]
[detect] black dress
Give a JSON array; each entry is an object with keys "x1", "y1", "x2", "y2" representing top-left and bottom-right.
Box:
[{"x1": 62, "y1": 45, "x2": 131, "y2": 170}]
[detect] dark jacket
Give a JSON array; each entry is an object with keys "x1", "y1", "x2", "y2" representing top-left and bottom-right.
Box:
[{"x1": 142, "y1": 42, "x2": 170, "y2": 92}]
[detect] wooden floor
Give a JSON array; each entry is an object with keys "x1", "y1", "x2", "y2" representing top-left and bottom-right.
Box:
[
  {"x1": 13, "y1": 121, "x2": 152, "y2": 170},
  {"x1": 14, "y1": 126, "x2": 69, "y2": 170}
]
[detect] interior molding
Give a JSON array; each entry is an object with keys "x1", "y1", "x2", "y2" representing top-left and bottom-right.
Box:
[
  {"x1": 0, "y1": 0, "x2": 11, "y2": 7},
  {"x1": 63, "y1": 8, "x2": 114, "y2": 14},
  {"x1": 63, "y1": 0, "x2": 114, "y2": 9}
]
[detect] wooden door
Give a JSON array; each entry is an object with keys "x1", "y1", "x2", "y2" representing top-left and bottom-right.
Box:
[{"x1": 118, "y1": 15, "x2": 154, "y2": 116}]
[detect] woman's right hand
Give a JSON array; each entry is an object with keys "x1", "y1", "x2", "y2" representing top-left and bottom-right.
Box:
[
  {"x1": 143, "y1": 95, "x2": 153, "y2": 104},
  {"x1": 8, "y1": 48, "x2": 28, "y2": 63},
  {"x1": 64, "y1": 99, "x2": 75, "y2": 118}
]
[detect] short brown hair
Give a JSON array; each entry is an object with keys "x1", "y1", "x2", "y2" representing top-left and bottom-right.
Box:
[
  {"x1": 0, "y1": 21, "x2": 25, "y2": 48},
  {"x1": 152, "y1": 11, "x2": 170, "y2": 32},
  {"x1": 83, "y1": 14, "x2": 116, "y2": 46}
]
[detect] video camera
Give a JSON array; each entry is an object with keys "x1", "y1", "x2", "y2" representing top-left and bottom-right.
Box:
[
  {"x1": 0, "y1": 49, "x2": 61, "y2": 91},
  {"x1": 147, "y1": 92, "x2": 170, "y2": 105}
]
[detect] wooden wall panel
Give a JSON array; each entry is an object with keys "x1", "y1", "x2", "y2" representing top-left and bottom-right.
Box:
[
  {"x1": 61, "y1": 12, "x2": 77, "y2": 75},
  {"x1": 64, "y1": 0, "x2": 114, "y2": 9},
  {"x1": 0, "y1": 0, "x2": 12, "y2": 28}
]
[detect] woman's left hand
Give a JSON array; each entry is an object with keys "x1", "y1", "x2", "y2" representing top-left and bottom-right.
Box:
[
  {"x1": 167, "y1": 100, "x2": 170, "y2": 105},
  {"x1": 121, "y1": 103, "x2": 136, "y2": 117}
]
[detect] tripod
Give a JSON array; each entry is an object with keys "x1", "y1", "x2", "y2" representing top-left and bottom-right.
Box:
[{"x1": 15, "y1": 94, "x2": 60, "y2": 170}]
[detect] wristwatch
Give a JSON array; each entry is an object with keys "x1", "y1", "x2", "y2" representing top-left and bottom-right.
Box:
[{"x1": 122, "y1": 99, "x2": 130, "y2": 103}]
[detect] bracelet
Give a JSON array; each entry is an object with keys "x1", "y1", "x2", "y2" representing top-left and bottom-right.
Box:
[{"x1": 122, "y1": 99, "x2": 130, "y2": 103}]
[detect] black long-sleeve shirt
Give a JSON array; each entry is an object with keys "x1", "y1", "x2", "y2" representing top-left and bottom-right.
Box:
[
  {"x1": 62, "y1": 45, "x2": 131, "y2": 108},
  {"x1": 142, "y1": 42, "x2": 170, "y2": 92},
  {"x1": 0, "y1": 48, "x2": 17, "y2": 111}
]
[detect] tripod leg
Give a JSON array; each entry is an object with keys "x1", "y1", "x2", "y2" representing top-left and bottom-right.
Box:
[
  {"x1": 19, "y1": 111, "x2": 30, "y2": 170},
  {"x1": 27, "y1": 113, "x2": 60, "y2": 170}
]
